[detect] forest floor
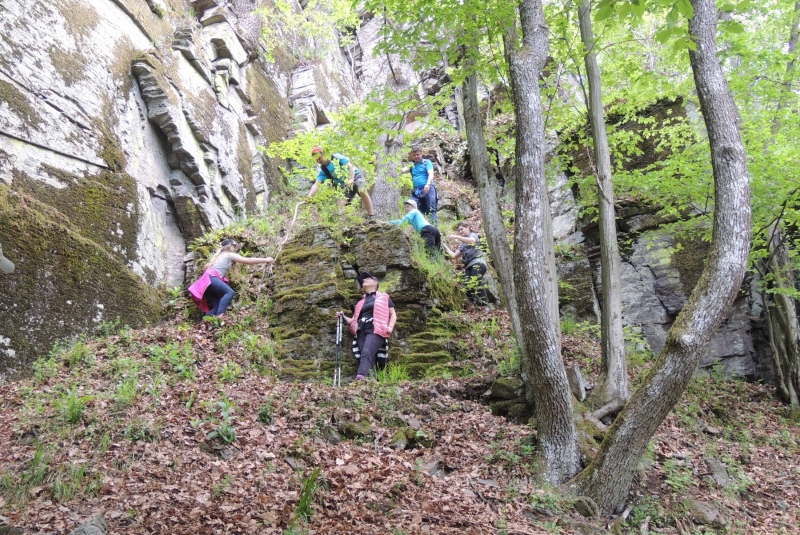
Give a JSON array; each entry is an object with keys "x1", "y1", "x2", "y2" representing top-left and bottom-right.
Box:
[
  {"x1": 1, "y1": 177, "x2": 799, "y2": 535},
  {"x1": 0, "y1": 294, "x2": 798, "y2": 535}
]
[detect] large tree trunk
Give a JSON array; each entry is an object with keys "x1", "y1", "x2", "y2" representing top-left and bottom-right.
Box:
[
  {"x1": 578, "y1": 0, "x2": 629, "y2": 409},
  {"x1": 507, "y1": 0, "x2": 581, "y2": 484},
  {"x1": 571, "y1": 0, "x2": 752, "y2": 513},
  {"x1": 461, "y1": 69, "x2": 527, "y2": 395}
]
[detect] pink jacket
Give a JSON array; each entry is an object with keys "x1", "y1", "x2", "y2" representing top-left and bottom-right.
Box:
[
  {"x1": 187, "y1": 269, "x2": 227, "y2": 313},
  {"x1": 349, "y1": 292, "x2": 392, "y2": 339}
]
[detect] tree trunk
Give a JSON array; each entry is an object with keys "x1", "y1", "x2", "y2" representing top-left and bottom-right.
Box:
[
  {"x1": 461, "y1": 69, "x2": 527, "y2": 393},
  {"x1": 578, "y1": 0, "x2": 629, "y2": 409},
  {"x1": 571, "y1": 0, "x2": 751, "y2": 513},
  {"x1": 762, "y1": 228, "x2": 800, "y2": 405},
  {"x1": 760, "y1": 1, "x2": 800, "y2": 407},
  {"x1": 371, "y1": 132, "x2": 404, "y2": 219},
  {"x1": 507, "y1": 0, "x2": 581, "y2": 484}
]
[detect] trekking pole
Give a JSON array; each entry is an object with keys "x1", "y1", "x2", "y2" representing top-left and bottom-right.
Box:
[{"x1": 334, "y1": 314, "x2": 343, "y2": 387}]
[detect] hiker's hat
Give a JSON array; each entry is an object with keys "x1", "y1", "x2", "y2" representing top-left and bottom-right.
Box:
[
  {"x1": 0, "y1": 242, "x2": 15, "y2": 274},
  {"x1": 358, "y1": 271, "x2": 378, "y2": 286},
  {"x1": 221, "y1": 238, "x2": 238, "y2": 248},
  {"x1": 311, "y1": 146, "x2": 323, "y2": 156},
  {"x1": 403, "y1": 199, "x2": 418, "y2": 208}
]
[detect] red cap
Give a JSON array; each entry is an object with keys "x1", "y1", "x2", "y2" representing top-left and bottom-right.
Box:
[{"x1": 311, "y1": 146, "x2": 323, "y2": 155}]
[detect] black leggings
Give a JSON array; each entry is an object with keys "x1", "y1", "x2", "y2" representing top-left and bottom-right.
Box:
[
  {"x1": 420, "y1": 225, "x2": 441, "y2": 256},
  {"x1": 356, "y1": 331, "x2": 386, "y2": 377},
  {"x1": 465, "y1": 263, "x2": 489, "y2": 306}
]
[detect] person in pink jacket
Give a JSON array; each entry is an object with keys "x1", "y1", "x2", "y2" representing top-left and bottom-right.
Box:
[
  {"x1": 336, "y1": 272, "x2": 397, "y2": 379},
  {"x1": 188, "y1": 239, "x2": 274, "y2": 317}
]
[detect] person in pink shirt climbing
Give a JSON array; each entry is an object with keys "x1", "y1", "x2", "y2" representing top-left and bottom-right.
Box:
[{"x1": 188, "y1": 239, "x2": 274, "y2": 317}]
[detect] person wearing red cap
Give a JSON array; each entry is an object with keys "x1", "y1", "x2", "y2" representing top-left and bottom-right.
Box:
[
  {"x1": 308, "y1": 146, "x2": 375, "y2": 218},
  {"x1": 336, "y1": 271, "x2": 397, "y2": 379}
]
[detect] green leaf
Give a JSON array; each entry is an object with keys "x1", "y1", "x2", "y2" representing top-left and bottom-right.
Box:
[
  {"x1": 676, "y1": 0, "x2": 694, "y2": 19},
  {"x1": 719, "y1": 3, "x2": 736, "y2": 12},
  {"x1": 655, "y1": 27, "x2": 674, "y2": 44},
  {"x1": 596, "y1": 0, "x2": 617, "y2": 21},
  {"x1": 724, "y1": 21, "x2": 745, "y2": 34},
  {"x1": 665, "y1": 6, "x2": 679, "y2": 28}
]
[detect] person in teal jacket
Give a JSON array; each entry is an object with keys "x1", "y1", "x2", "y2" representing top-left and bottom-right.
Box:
[
  {"x1": 308, "y1": 146, "x2": 375, "y2": 217},
  {"x1": 388, "y1": 199, "x2": 441, "y2": 255}
]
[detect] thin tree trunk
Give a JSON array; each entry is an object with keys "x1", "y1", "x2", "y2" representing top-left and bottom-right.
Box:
[
  {"x1": 507, "y1": 0, "x2": 581, "y2": 484},
  {"x1": 572, "y1": 0, "x2": 751, "y2": 513},
  {"x1": 578, "y1": 0, "x2": 628, "y2": 409},
  {"x1": 462, "y1": 69, "x2": 527, "y2": 395},
  {"x1": 762, "y1": 229, "x2": 800, "y2": 405},
  {"x1": 760, "y1": 1, "x2": 800, "y2": 407}
]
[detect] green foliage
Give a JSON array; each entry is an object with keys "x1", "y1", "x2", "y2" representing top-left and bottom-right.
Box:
[
  {"x1": 52, "y1": 462, "x2": 102, "y2": 503},
  {"x1": 56, "y1": 386, "x2": 93, "y2": 424},
  {"x1": 206, "y1": 399, "x2": 238, "y2": 445},
  {"x1": 258, "y1": 0, "x2": 359, "y2": 62},
  {"x1": 408, "y1": 232, "x2": 465, "y2": 311},
  {"x1": 63, "y1": 339, "x2": 94, "y2": 368},
  {"x1": 0, "y1": 445, "x2": 51, "y2": 505},
  {"x1": 219, "y1": 360, "x2": 242, "y2": 383},
  {"x1": 627, "y1": 495, "x2": 665, "y2": 527},
  {"x1": 124, "y1": 418, "x2": 161, "y2": 442},
  {"x1": 290, "y1": 468, "x2": 323, "y2": 525},
  {"x1": 114, "y1": 375, "x2": 138, "y2": 409},
  {"x1": 497, "y1": 348, "x2": 521, "y2": 378},
  {"x1": 148, "y1": 341, "x2": 196, "y2": 380},
  {"x1": 257, "y1": 399, "x2": 275, "y2": 425},
  {"x1": 377, "y1": 362, "x2": 409, "y2": 384},
  {"x1": 663, "y1": 458, "x2": 694, "y2": 493}
]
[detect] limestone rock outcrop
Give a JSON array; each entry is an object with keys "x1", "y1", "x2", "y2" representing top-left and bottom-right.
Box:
[{"x1": 0, "y1": 0, "x2": 293, "y2": 380}]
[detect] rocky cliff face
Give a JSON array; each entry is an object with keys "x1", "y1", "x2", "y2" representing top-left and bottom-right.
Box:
[{"x1": 0, "y1": 0, "x2": 301, "y2": 380}]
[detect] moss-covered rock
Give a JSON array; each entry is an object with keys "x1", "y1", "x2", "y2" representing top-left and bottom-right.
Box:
[
  {"x1": 269, "y1": 224, "x2": 460, "y2": 380},
  {"x1": 389, "y1": 426, "x2": 435, "y2": 450},
  {"x1": 338, "y1": 416, "x2": 372, "y2": 439},
  {"x1": 0, "y1": 185, "x2": 160, "y2": 381}
]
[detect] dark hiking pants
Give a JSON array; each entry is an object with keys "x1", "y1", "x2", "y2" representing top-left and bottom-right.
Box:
[
  {"x1": 420, "y1": 225, "x2": 442, "y2": 257},
  {"x1": 465, "y1": 262, "x2": 489, "y2": 306},
  {"x1": 356, "y1": 331, "x2": 387, "y2": 377}
]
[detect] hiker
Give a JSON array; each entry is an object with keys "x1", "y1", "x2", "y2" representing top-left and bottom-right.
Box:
[
  {"x1": 405, "y1": 146, "x2": 438, "y2": 223},
  {"x1": 388, "y1": 199, "x2": 442, "y2": 256},
  {"x1": 336, "y1": 272, "x2": 397, "y2": 379},
  {"x1": 308, "y1": 146, "x2": 375, "y2": 218},
  {"x1": 443, "y1": 222, "x2": 489, "y2": 306},
  {"x1": 188, "y1": 239, "x2": 274, "y2": 317}
]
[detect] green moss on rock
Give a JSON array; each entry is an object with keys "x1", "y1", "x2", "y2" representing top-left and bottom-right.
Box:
[
  {"x1": 47, "y1": 45, "x2": 87, "y2": 86},
  {"x1": 0, "y1": 185, "x2": 160, "y2": 380},
  {"x1": 0, "y1": 80, "x2": 43, "y2": 130}
]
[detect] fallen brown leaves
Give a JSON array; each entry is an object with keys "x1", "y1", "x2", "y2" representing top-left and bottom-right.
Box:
[{"x1": 0, "y1": 306, "x2": 798, "y2": 535}]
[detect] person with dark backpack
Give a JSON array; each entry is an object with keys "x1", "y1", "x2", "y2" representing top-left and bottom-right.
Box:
[
  {"x1": 308, "y1": 146, "x2": 375, "y2": 218},
  {"x1": 444, "y1": 222, "x2": 490, "y2": 307},
  {"x1": 404, "y1": 146, "x2": 438, "y2": 223}
]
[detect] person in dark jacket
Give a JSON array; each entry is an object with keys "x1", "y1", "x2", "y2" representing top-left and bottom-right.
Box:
[
  {"x1": 443, "y1": 222, "x2": 489, "y2": 306},
  {"x1": 336, "y1": 272, "x2": 397, "y2": 379}
]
